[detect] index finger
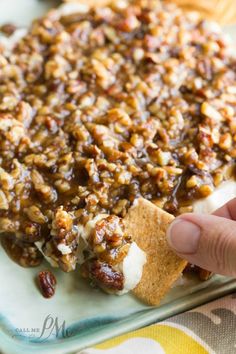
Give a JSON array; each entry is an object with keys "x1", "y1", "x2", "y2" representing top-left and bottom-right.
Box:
[{"x1": 213, "y1": 197, "x2": 236, "y2": 220}]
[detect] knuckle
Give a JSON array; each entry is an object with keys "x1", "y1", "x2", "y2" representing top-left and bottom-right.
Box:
[{"x1": 204, "y1": 226, "x2": 236, "y2": 275}]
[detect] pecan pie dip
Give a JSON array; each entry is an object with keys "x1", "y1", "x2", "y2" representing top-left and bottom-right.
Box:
[{"x1": 0, "y1": 0, "x2": 236, "y2": 294}]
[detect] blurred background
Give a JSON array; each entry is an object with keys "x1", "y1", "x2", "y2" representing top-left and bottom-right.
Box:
[
  {"x1": 0, "y1": 0, "x2": 59, "y2": 25},
  {"x1": 0, "y1": 0, "x2": 235, "y2": 26}
]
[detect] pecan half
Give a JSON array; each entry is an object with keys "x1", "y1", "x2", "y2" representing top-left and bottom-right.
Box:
[
  {"x1": 88, "y1": 260, "x2": 124, "y2": 291},
  {"x1": 37, "y1": 270, "x2": 57, "y2": 299}
]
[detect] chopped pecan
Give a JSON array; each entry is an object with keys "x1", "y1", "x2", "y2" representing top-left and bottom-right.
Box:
[{"x1": 1, "y1": 235, "x2": 43, "y2": 267}]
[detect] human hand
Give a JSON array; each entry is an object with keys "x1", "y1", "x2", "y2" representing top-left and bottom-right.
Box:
[{"x1": 167, "y1": 198, "x2": 236, "y2": 277}]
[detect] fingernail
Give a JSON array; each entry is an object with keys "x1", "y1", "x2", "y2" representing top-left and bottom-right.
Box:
[{"x1": 167, "y1": 218, "x2": 201, "y2": 254}]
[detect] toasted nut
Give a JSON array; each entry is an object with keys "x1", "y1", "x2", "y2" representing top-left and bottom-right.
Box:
[
  {"x1": 24, "y1": 206, "x2": 46, "y2": 224},
  {"x1": 186, "y1": 175, "x2": 199, "y2": 189},
  {"x1": 201, "y1": 102, "x2": 223, "y2": 122},
  {"x1": 219, "y1": 133, "x2": 232, "y2": 150},
  {"x1": 0, "y1": 190, "x2": 9, "y2": 210},
  {"x1": 38, "y1": 270, "x2": 57, "y2": 299},
  {"x1": 199, "y1": 184, "x2": 214, "y2": 197}
]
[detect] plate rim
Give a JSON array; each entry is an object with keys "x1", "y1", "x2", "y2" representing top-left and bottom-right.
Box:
[{"x1": 1, "y1": 277, "x2": 236, "y2": 354}]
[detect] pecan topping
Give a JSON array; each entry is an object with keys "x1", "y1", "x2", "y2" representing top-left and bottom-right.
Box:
[
  {"x1": 0, "y1": 0, "x2": 235, "y2": 287},
  {"x1": 1, "y1": 234, "x2": 43, "y2": 267},
  {"x1": 88, "y1": 260, "x2": 124, "y2": 291},
  {"x1": 38, "y1": 270, "x2": 57, "y2": 298}
]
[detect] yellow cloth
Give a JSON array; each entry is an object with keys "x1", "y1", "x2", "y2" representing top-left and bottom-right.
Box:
[{"x1": 79, "y1": 293, "x2": 236, "y2": 354}]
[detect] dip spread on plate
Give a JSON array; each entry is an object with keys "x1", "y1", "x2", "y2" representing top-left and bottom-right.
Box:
[{"x1": 0, "y1": 0, "x2": 236, "y2": 294}]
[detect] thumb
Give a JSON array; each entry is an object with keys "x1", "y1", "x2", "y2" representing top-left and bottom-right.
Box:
[{"x1": 167, "y1": 213, "x2": 236, "y2": 277}]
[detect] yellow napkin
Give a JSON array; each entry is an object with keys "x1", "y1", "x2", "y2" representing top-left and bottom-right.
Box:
[{"x1": 79, "y1": 293, "x2": 236, "y2": 354}]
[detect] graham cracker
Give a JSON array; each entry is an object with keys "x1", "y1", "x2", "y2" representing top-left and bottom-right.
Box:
[{"x1": 124, "y1": 198, "x2": 187, "y2": 306}]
